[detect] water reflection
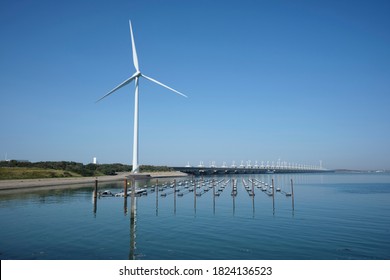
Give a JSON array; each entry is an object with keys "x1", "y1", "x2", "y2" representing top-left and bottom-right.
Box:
[
  {"x1": 93, "y1": 194, "x2": 97, "y2": 216},
  {"x1": 2, "y1": 173, "x2": 390, "y2": 260},
  {"x1": 129, "y1": 178, "x2": 139, "y2": 260},
  {"x1": 129, "y1": 198, "x2": 136, "y2": 260},
  {"x1": 123, "y1": 197, "x2": 128, "y2": 215},
  {"x1": 90, "y1": 175, "x2": 299, "y2": 259}
]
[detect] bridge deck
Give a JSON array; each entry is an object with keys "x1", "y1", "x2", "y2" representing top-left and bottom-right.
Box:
[{"x1": 172, "y1": 166, "x2": 332, "y2": 175}]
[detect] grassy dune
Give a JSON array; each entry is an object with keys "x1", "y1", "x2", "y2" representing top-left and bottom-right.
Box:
[{"x1": 0, "y1": 167, "x2": 81, "y2": 180}]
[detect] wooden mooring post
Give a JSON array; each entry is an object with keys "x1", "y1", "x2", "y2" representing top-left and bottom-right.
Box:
[
  {"x1": 93, "y1": 178, "x2": 98, "y2": 215},
  {"x1": 93, "y1": 178, "x2": 98, "y2": 198},
  {"x1": 232, "y1": 179, "x2": 236, "y2": 215},
  {"x1": 251, "y1": 178, "x2": 255, "y2": 216},
  {"x1": 212, "y1": 179, "x2": 215, "y2": 214},
  {"x1": 194, "y1": 179, "x2": 197, "y2": 213},
  {"x1": 155, "y1": 179, "x2": 159, "y2": 216},
  {"x1": 291, "y1": 178, "x2": 295, "y2": 211},
  {"x1": 272, "y1": 178, "x2": 275, "y2": 215},
  {"x1": 174, "y1": 179, "x2": 177, "y2": 214}
]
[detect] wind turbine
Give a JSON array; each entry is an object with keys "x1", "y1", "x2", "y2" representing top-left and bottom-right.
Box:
[{"x1": 97, "y1": 20, "x2": 187, "y2": 173}]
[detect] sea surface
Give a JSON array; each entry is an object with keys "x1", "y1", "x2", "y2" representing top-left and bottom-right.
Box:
[{"x1": 0, "y1": 172, "x2": 389, "y2": 260}]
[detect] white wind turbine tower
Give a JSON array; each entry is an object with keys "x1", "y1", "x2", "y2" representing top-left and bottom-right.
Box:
[{"x1": 97, "y1": 20, "x2": 187, "y2": 173}]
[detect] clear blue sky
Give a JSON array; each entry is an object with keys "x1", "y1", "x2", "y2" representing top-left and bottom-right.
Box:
[{"x1": 1, "y1": 0, "x2": 389, "y2": 170}]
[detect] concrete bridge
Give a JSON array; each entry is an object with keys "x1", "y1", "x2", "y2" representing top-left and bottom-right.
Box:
[{"x1": 172, "y1": 166, "x2": 332, "y2": 176}]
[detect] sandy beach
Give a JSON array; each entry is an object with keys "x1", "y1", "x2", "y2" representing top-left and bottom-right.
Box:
[{"x1": 0, "y1": 171, "x2": 188, "y2": 192}]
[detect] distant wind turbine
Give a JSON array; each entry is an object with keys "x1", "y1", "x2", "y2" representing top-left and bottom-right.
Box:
[{"x1": 97, "y1": 20, "x2": 187, "y2": 173}]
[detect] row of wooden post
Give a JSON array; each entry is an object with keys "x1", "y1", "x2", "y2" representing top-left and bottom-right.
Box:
[
  {"x1": 93, "y1": 177, "x2": 136, "y2": 219},
  {"x1": 93, "y1": 176, "x2": 295, "y2": 215}
]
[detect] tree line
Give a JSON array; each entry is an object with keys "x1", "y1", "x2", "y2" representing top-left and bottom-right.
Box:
[{"x1": 0, "y1": 161, "x2": 173, "y2": 177}]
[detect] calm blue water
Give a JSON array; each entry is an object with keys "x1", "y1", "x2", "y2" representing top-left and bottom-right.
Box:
[{"x1": 0, "y1": 173, "x2": 389, "y2": 260}]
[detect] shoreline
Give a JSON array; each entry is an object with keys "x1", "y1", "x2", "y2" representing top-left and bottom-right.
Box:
[{"x1": 0, "y1": 171, "x2": 188, "y2": 192}]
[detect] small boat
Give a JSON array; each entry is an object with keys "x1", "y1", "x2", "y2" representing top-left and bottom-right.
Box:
[
  {"x1": 99, "y1": 190, "x2": 114, "y2": 197},
  {"x1": 114, "y1": 188, "x2": 147, "y2": 197}
]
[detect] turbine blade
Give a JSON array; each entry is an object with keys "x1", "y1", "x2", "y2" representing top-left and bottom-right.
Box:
[
  {"x1": 129, "y1": 20, "x2": 139, "y2": 72},
  {"x1": 96, "y1": 73, "x2": 138, "y2": 103},
  {"x1": 141, "y1": 74, "x2": 187, "y2": 98}
]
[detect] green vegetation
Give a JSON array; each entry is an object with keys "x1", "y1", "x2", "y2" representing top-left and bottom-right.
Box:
[
  {"x1": 0, "y1": 161, "x2": 173, "y2": 180},
  {"x1": 0, "y1": 167, "x2": 81, "y2": 180},
  {"x1": 139, "y1": 165, "x2": 173, "y2": 173}
]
